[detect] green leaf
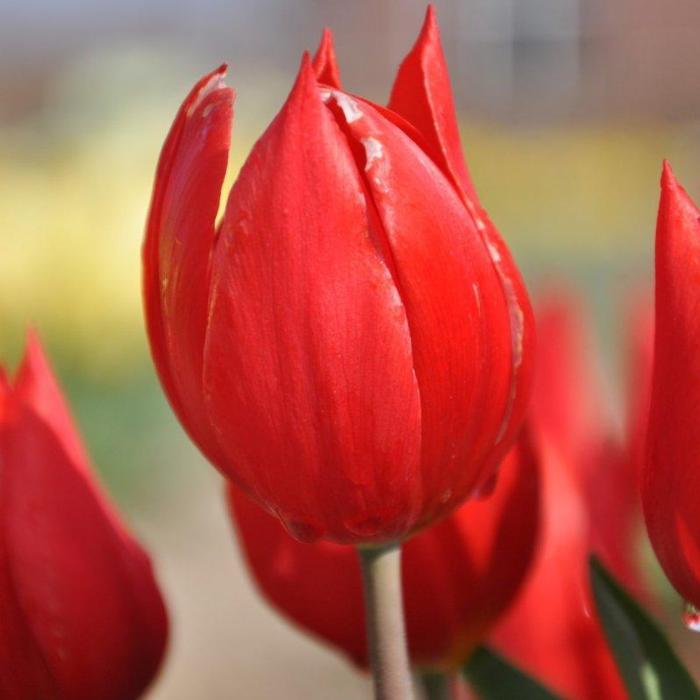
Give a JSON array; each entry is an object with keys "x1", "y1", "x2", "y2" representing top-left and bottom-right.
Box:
[
  {"x1": 589, "y1": 555, "x2": 700, "y2": 700},
  {"x1": 462, "y1": 645, "x2": 564, "y2": 699}
]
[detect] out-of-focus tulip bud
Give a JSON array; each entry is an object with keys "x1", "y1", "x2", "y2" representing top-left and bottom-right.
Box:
[
  {"x1": 228, "y1": 431, "x2": 539, "y2": 669},
  {"x1": 623, "y1": 296, "x2": 654, "y2": 487},
  {"x1": 492, "y1": 440, "x2": 626, "y2": 700},
  {"x1": 0, "y1": 334, "x2": 168, "y2": 700},
  {"x1": 143, "y1": 6, "x2": 535, "y2": 545},
  {"x1": 492, "y1": 297, "x2": 636, "y2": 700},
  {"x1": 527, "y1": 295, "x2": 609, "y2": 478},
  {"x1": 643, "y1": 162, "x2": 700, "y2": 614}
]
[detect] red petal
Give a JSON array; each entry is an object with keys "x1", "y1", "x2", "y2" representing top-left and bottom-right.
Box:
[
  {"x1": 312, "y1": 28, "x2": 342, "y2": 89},
  {"x1": 204, "y1": 56, "x2": 422, "y2": 543},
  {"x1": 644, "y1": 162, "x2": 700, "y2": 608},
  {"x1": 0, "y1": 368, "x2": 167, "y2": 698},
  {"x1": 387, "y1": 7, "x2": 535, "y2": 477},
  {"x1": 492, "y1": 439, "x2": 626, "y2": 700},
  {"x1": 13, "y1": 330, "x2": 90, "y2": 471},
  {"x1": 324, "y1": 89, "x2": 516, "y2": 522},
  {"x1": 402, "y1": 428, "x2": 540, "y2": 665},
  {"x1": 531, "y1": 295, "x2": 608, "y2": 482},
  {"x1": 472, "y1": 222, "x2": 535, "y2": 470},
  {"x1": 228, "y1": 487, "x2": 367, "y2": 665},
  {"x1": 387, "y1": 5, "x2": 477, "y2": 201},
  {"x1": 623, "y1": 295, "x2": 654, "y2": 487},
  {"x1": 11, "y1": 334, "x2": 152, "y2": 558},
  {"x1": 0, "y1": 532, "x2": 56, "y2": 698},
  {"x1": 143, "y1": 65, "x2": 234, "y2": 468},
  {"x1": 228, "y1": 428, "x2": 539, "y2": 668}
]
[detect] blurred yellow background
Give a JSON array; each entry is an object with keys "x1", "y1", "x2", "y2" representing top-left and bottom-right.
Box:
[{"x1": 2, "y1": 0, "x2": 700, "y2": 697}]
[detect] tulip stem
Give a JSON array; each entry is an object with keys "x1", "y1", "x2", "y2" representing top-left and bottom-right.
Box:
[{"x1": 358, "y1": 543, "x2": 416, "y2": 700}]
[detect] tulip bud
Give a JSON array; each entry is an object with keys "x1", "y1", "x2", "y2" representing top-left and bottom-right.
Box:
[
  {"x1": 623, "y1": 296, "x2": 654, "y2": 489},
  {"x1": 643, "y1": 162, "x2": 700, "y2": 613},
  {"x1": 0, "y1": 334, "x2": 168, "y2": 700},
  {"x1": 143, "y1": 7, "x2": 534, "y2": 544},
  {"x1": 492, "y1": 441, "x2": 627, "y2": 700},
  {"x1": 492, "y1": 298, "x2": 634, "y2": 700},
  {"x1": 228, "y1": 431, "x2": 539, "y2": 669},
  {"x1": 531, "y1": 296, "x2": 644, "y2": 593}
]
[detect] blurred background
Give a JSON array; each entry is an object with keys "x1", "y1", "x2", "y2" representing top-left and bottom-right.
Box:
[{"x1": 1, "y1": 0, "x2": 700, "y2": 697}]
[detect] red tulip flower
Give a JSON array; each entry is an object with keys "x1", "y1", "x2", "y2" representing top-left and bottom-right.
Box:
[
  {"x1": 623, "y1": 296, "x2": 654, "y2": 490},
  {"x1": 143, "y1": 6, "x2": 534, "y2": 544},
  {"x1": 491, "y1": 296, "x2": 644, "y2": 700},
  {"x1": 0, "y1": 334, "x2": 168, "y2": 700},
  {"x1": 228, "y1": 431, "x2": 539, "y2": 669},
  {"x1": 643, "y1": 162, "x2": 700, "y2": 612}
]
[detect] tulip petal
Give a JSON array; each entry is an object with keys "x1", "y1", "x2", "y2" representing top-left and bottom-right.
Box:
[
  {"x1": 387, "y1": 5, "x2": 476, "y2": 202},
  {"x1": 644, "y1": 162, "x2": 700, "y2": 608},
  {"x1": 403, "y1": 428, "x2": 540, "y2": 665},
  {"x1": 12, "y1": 330, "x2": 90, "y2": 471},
  {"x1": 11, "y1": 334, "x2": 156, "y2": 561},
  {"x1": 528, "y1": 296, "x2": 644, "y2": 597},
  {"x1": 227, "y1": 426, "x2": 539, "y2": 671},
  {"x1": 324, "y1": 88, "x2": 514, "y2": 521},
  {"x1": 1, "y1": 401, "x2": 167, "y2": 700},
  {"x1": 228, "y1": 428, "x2": 539, "y2": 668},
  {"x1": 387, "y1": 8, "x2": 535, "y2": 476},
  {"x1": 143, "y1": 65, "x2": 234, "y2": 467},
  {"x1": 312, "y1": 28, "x2": 342, "y2": 89},
  {"x1": 492, "y1": 440, "x2": 627, "y2": 700},
  {"x1": 0, "y1": 537, "x2": 57, "y2": 699},
  {"x1": 228, "y1": 488, "x2": 368, "y2": 665},
  {"x1": 204, "y1": 56, "x2": 422, "y2": 543},
  {"x1": 531, "y1": 296, "x2": 608, "y2": 480},
  {"x1": 624, "y1": 296, "x2": 654, "y2": 486}
]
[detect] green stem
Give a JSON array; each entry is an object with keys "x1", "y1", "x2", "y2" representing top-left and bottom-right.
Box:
[{"x1": 358, "y1": 543, "x2": 415, "y2": 700}]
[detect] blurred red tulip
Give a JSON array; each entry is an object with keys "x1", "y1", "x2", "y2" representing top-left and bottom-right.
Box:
[
  {"x1": 643, "y1": 162, "x2": 700, "y2": 612},
  {"x1": 492, "y1": 439, "x2": 626, "y2": 700},
  {"x1": 531, "y1": 296, "x2": 644, "y2": 589},
  {"x1": 491, "y1": 296, "x2": 645, "y2": 700},
  {"x1": 143, "y1": 6, "x2": 534, "y2": 545},
  {"x1": 228, "y1": 430, "x2": 540, "y2": 669},
  {"x1": 623, "y1": 295, "x2": 654, "y2": 488},
  {"x1": 527, "y1": 295, "x2": 609, "y2": 479},
  {"x1": 0, "y1": 334, "x2": 168, "y2": 700}
]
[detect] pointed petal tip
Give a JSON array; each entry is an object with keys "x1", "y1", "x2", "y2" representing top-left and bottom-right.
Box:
[
  {"x1": 24, "y1": 326, "x2": 42, "y2": 351},
  {"x1": 661, "y1": 160, "x2": 677, "y2": 190},
  {"x1": 659, "y1": 161, "x2": 699, "y2": 217},
  {"x1": 201, "y1": 63, "x2": 230, "y2": 92},
  {"x1": 286, "y1": 51, "x2": 319, "y2": 103},
  {"x1": 300, "y1": 49, "x2": 313, "y2": 71},
  {"x1": 187, "y1": 64, "x2": 234, "y2": 118},
  {"x1": 656, "y1": 161, "x2": 700, "y2": 267},
  {"x1": 312, "y1": 28, "x2": 343, "y2": 88},
  {"x1": 19, "y1": 327, "x2": 47, "y2": 376},
  {"x1": 396, "y1": 4, "x2": 441, "y2": 69},
  {"x1": 420, "y1": 4, "x2": 439, "y2": 41},
  {"x1": 312, "y1": 27, "x2": 343, "y2": 88}
]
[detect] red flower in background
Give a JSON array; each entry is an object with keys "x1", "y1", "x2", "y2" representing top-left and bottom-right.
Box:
[
  {"x1": 644, "y1": 162, "x2": 700, "y2": 612},
  {"x1": 0, "y1": 334, "x2": 168, "y2": 700},
  {"x1": 492, "y1": 295, "x2": 648, "y2": 700},
  {"x1": 143, "y1": 5, "x2": 535, "y2": 544},
  {"x1": 623, "y1": 296, "x2": 654, "y2": 490},
  {"x1": 228, "y1": 431, "x2": 539, "y2": 669}
]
